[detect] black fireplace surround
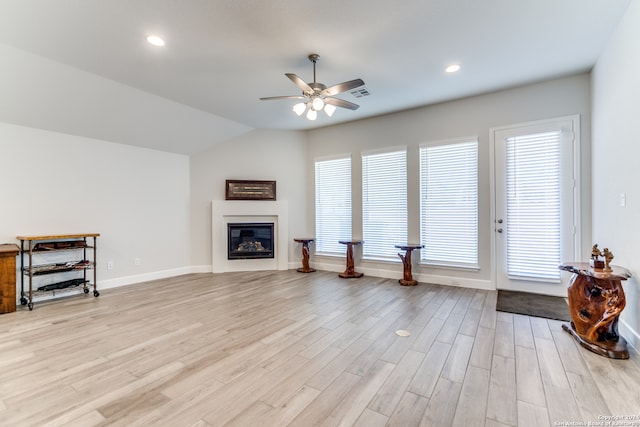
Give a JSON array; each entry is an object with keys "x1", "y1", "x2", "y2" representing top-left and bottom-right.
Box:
[{"x1": 227, "y1": 223, "x2": 274, "y2": 260}]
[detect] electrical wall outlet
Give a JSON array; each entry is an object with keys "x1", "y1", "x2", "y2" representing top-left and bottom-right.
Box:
[
  {"x1": 107, "y1": 261, "x2": 114, "y2": 270},
  {"x1": 134, "y1": 258, "x2": 141, "y2": 265}
]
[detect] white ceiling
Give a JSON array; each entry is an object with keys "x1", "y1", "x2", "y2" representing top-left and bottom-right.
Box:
[{"x1": 0, "y1": 0, "x2": 631, "y2": 154}]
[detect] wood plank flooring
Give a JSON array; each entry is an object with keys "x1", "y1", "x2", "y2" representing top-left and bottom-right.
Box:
[{"x1": 1, "y1": 270, "x2": 639, "y2": 426}]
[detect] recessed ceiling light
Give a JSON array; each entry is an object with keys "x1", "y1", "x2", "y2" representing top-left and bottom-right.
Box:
[
  {"x1": 146, "y1": 35, "x2": 165, "y2": 47},
  {"x1": 445, "y1": 64, "x2": 461, "y2": 73}
]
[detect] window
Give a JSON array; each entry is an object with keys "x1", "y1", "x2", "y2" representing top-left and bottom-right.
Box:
[
  {"x1": 315, "y1": 157, "x2": 352, "y2": 255},
  {"x1": 362, "y1": 149, "x2": 407, "y2": 260},
  {"x1": 420, "y1": 139, "x2": 478, "y2": 268}
]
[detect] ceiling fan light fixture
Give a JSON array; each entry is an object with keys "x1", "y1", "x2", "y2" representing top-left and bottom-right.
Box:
[
  {"x1": 306, "y1": 109, "x2": 317, "y2": 120},
  {"x1": 293, "y1": 102, "x2": 307, "y2": 116},
  {"x1": 324, "y1": 104, "x2": 336, "y2": 117},
  {"x1": 311, "y1": 96, "x2": 325, "y2": 111}
]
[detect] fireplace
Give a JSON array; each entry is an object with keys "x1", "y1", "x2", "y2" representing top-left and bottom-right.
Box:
[
  {"x1": 212, "y1": 200, "x2": 288, "y2": 273},
  {"x1": 227, "y1": 223, "x2": 274, "y2": 260}
]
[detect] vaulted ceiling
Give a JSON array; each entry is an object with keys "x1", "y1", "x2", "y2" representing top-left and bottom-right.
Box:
[{"x1": 0, "y1": 0, "x2": 631, "y2": 154}]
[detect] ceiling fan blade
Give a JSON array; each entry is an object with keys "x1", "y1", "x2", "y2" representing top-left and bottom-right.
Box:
[
  {"x1": 321, "y1": 79, "x2": 365, "y2": 96},
  {"x1": 325, "y1": 97, "x2": 360, "y2": 110},
  {"x1": 259, "y1": 95, "x2": 307, "y2": 101},
  {"x1": 285, "y1": 73, "x2": 313, "y2": 94}
]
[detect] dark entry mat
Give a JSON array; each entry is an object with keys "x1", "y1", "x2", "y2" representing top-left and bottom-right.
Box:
[{"x1": 496, "y1": 290, "x2": 570, "y2": 322}]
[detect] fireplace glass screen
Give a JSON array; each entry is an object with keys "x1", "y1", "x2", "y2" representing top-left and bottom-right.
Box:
[{"x1": 227, "y1": 223, "x2": 275, "y2": 260}]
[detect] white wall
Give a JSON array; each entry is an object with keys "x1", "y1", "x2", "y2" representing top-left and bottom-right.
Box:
[
  {"x1": 592, "y1": 0, "x2": 640, "y2": 348},
  {"x1": 307, "y1": 74, "x2": 592, "y2": 289},
  {"x1": 0, "y1": 122, "x2": 191, "y2": 291},
  {"x1": 189, "y1": 129, "x2": 309, "y2": 269}
]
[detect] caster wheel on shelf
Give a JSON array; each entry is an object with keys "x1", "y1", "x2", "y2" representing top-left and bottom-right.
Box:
[
  {"x1": 28, "y1": 302, "x2": 34, "y2": 311},
  {"x1": 93, "y1": 290, "x2": 100, "y2": 297},
  {"x1": 83, "y1": 288, "x2": 90, "y2": 294},
  {"x1": 20, "y1": 297, "x2": 28, "y2": 305}
]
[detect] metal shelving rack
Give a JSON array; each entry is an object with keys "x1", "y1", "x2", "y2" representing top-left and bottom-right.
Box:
[{"x1": 17, "y1": 233, "x2": 100, "y2": 310}]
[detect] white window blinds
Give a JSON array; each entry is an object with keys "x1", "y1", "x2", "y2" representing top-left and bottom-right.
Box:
[
  {"x1": 420, "y1": 140, "x2": 478, "y2": 267},
  {"x1": 362, "y1": 149, "x2": 407, "y2": 260},
  {"x1": 315, "y1": 157, "x2": 352, "y2": 255},
  {"x1": 506, "y1": 131, "x2": 561, "y2": 280}
]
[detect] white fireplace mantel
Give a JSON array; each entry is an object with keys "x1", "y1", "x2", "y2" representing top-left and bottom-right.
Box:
[{"x1": 211, "y1": 200, "x2": 288, "y2": 273}]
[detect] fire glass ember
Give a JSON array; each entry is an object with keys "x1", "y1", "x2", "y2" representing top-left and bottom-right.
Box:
[{"x1": 227, "y1": 223, "x2": 275, "y2": 260}]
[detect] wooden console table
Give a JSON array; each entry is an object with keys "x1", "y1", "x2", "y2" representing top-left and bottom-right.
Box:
[
  {"x1": 294, "y1": 238, "x2": 316, "y2": 273},
  {"x1": 0, "y1": 244, "x2": 20, "y2": 314},
  {"x1": 395, "y1": 244, "x2": 424, "y2": 286},
  {"x1": 338, "y1": 240, "x2": 364, "y2": 279},
  {"x1": 559, "y1": 262, "x2": 631, "y2": 359}
]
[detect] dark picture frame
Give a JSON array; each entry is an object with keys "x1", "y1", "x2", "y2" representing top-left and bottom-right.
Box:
[{"x1": 225, "y1": 180, "x2": 276, "y2": 201}]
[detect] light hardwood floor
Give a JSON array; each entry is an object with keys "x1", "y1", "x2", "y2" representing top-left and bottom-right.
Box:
[{"x1": 1, "y1": 271, "x2": 639, "y2": 426}]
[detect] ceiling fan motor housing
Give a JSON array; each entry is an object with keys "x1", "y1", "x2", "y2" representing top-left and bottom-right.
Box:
[{"x1": 307, "y1": 82, "x2": 327, "y2": 96}]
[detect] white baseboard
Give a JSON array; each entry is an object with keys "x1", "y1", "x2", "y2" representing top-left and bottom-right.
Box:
[
  {"x1": 288, "y1": 261, "x2": 300, "y2": 270},
  {"x1": 309, "y1": 261, "x2": 493, "y2": 291},
  {"x1": 620, "y1": 319, "x2": 640, "y2": 352},
  {"x1": 98, "y1": 266, "x2": 195, "y2": 290},
  {"x1": 413, "y1": 272, "x2": 494, "y2": 291},
  {"x1": 96, "y1": 263, "x2": 494, "y2": 294},
  {"x1": 191, "y1": 265, "x2": 213, "y2": 274},
  {"x1": 311, "y1": 261, "x2": 348, "y2": 274}
]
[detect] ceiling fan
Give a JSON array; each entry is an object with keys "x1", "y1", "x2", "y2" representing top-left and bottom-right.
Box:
[{"x1": 260, "y1": 54, "x2": 365, "y2": 120}]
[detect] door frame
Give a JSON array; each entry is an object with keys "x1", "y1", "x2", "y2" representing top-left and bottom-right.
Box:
[{"x1": 489, "y1": 115, "x2": 582, "y2": 296}]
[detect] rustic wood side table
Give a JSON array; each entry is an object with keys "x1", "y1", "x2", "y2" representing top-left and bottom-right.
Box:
[
  {"x1": 395, "y1": 244, "x2": 424, "y2": 286},
  {"x1": 559, "y1": 262, "x2": 631, "y2": 359},
  {"x1": 338, "y1": 240, "x2": 364, "y2": 278},
  {"x1": 293, "y1": 238, "x2": 316, "y2": 273}
]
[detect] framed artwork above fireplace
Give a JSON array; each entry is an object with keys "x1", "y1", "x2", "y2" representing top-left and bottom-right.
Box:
[{"x1": 225, "y1": 180, "x2": 276, "y2": 200}]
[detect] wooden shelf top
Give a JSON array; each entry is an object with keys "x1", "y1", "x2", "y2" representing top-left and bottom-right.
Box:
[
  {"x1": 559, "y1": 262, "x2": 631, "y2": 281},
  {"x1": 339, "y1": 240, "x2": 364, "y2": 245},
  {"x1": 0, "y1": 243, "x2": 20, "y2": 256},
  {"x1": 395, "y1": 244, "x2": 425, "y2": 250},
  {"x1": 16, "y1": 233, "x2": 100, "y2": 241}
]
